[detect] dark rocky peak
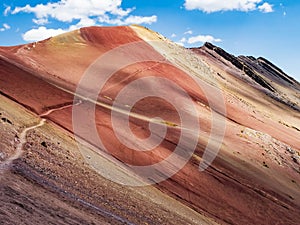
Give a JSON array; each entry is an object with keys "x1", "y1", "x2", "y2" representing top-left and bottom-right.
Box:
[
  {"x1": 202, "y1": 42, "x2": 275, "y2": 92},
  {"x1": 202, "y1": 42, "x2": 299, "y2": 88},
  {"x1": 199, "y1": 43, "x2": 300, "y2": 111},
  {"x1": 257, "y1": 57, "x2": 296, "y2": 85},
  {"x1": 246, "y1": 56, "x2": 257, "y2": 61}
]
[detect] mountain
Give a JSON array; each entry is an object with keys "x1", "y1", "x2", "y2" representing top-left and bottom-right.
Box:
[{"x1": 0, "y1": 25, "x2": 299, "y2": 225}]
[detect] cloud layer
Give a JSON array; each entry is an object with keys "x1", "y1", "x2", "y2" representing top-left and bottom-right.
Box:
[
  {"x1": 11, "y1": 0, "x2": 157, "y2": 41},
  {"x1": 22, "y1": 26, "x2": 65, "y2": 42},
  {"x1": 258, "y1": 3, "x2": 274, "y2": 13},
  {"x1": 13, "y1": 0, "x2": 138, "y2": 24},
  {"x1": 184, "y1": 0, "x2": 273, "y2": 13},
  {"x1": 175, "y1": 29, "x2": 222, "y2": 47},
  {"x1": 188, "y1": 35, "x2": 222, "y2": 44}
]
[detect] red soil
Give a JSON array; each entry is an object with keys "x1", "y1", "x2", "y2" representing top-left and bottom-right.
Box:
[{"x1": 0, "y1": 26, "x2": 299, "y2": 225}]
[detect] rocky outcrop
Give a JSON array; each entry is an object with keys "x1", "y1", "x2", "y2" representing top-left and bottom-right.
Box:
[
  {"x1": 257, "y1": 57, "x2": 295, "y2": 84},
  {"x1": 195, "y1": 42, "x2": 300, "y2": 112},
  {"x1": 201, "y1": 42, "x2": 275, "y2": 92}
]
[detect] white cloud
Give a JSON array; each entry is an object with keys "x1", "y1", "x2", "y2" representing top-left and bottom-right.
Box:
[
  {"x1": 3, "y1": 24, "x2": 10, "y2": 30},
  {"x1": 22, "y1": 26, "x2": 66, "y2": 42},
  {"x1": 127, "y1": 15, "x2": 157, "y2": 24},
  {"x1": 98, "y1": 14, "x2": 157, "y2": 25},
  {"x1": 171, "y1": 33, "x2": 177, "y2": 38},
  {"x1": 188, "y1": 35, "x2": 222, "y2": 44},
  {"x1": 180, "y1": 37, "x2": 187, "y2": 43},
  {"x1": 22, "y1": 17, "x2": 98, "y2": 42},
  {"x1": 4, "y1": 6, "x2": 11, "y2": 16},
  {"x1": 12, "y1": 0, "x2": 157, "y2": 27},
  {"x1": 69, "y1": 17, "x2": 97, "y2": 30},
  {"x1": 184, "y1": 30, "x2": 193, "y2": 35},
  {"x1": 258, "y1": 3, "x2": 274, "y2": 13},
  {"x1": 33, "y1": 18, "x2": 49, "y2": 25},
  {"x1": 12, "y1": 0, "x2": 132, "y2": 22},
  {"x1": 11, "y1": 0, "x2": 157, "y2": 42},
  {"x1": 184, "y1": 0, "x2": 274, "y2": 13},
  {"x1": 120, "y1": 15, "x2": 157, "y2": 25},
  {"x1": 0, "y1": 23, "x2": 11, "y2": 32}
]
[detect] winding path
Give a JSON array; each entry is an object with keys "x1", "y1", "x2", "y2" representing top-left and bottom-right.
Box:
[
  {"x1": 0, "y1": 103, "x2": 76, "y2": 173},
  {"x1": 0, "y1": 101, "x2": 138, "y2": 225},
  {"x1": 0, "y1": 119, "x2": 46, "y2": 173}
]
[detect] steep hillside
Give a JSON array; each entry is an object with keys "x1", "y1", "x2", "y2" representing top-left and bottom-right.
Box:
[{"x1": 0, "y1": 26, "x2": 299, "y2": 225}]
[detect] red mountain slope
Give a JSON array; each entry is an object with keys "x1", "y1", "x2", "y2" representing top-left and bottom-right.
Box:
[{"x1": 0, "y1": 25, "x2": 299, "y2": 225}]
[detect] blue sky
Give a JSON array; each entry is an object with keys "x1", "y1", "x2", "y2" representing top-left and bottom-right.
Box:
[{"x1": 0, "y1": 0, "x2": 299, "y2": 81}]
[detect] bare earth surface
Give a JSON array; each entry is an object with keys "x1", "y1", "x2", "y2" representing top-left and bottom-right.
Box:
[
  {"x1": 0, "y1": 25, "x2": 300, "y2": 224},
  {"x1": 0, "y1": 95, "x2": 214, "y2": 225}
]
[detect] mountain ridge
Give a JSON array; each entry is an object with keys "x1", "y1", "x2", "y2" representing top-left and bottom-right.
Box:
[{"x1": 0, "y1": 25, "x2": 300, "y2": 225}]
